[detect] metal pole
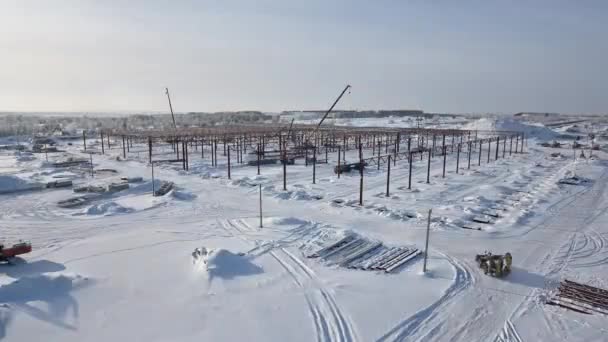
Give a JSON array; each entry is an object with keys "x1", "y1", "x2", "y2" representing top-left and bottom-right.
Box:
[
  {"x1": 377, "y1": 138, "x2": 381, "y2": 170},
  {"x1": 495, "y1": 137, "x2": 499, "y2": 160},
  {"x1": 408, "y1": 152, "x2": 413, "y2": 190},
  {"x1": 487, "y1": 139, "x2": 491, "y2": 163},
  {"x1": 122, "y1": 135, "x2": 126, "y2": 159},
  {"x1": 148, "y1": 137, "x2": 152, "y2": 163},
  {"x1": 479, "y1": 140, "x2": 482, "y2": 166},
  {"x1": 83, "y1": 131, "x2": 87, "y2": 151},
  {"x1": 259, "y1": 184, "x2": 263, "y2": 228},
  {"x1": 468, "y1": 141, "x2": 472, "y2": 169},
  {"x1": 426, "y1": 149, "x2": 431, "y2": 184},
  {"x1": 257, "y1": 143, "x2": 261, "y2": 175},
  {"x1": 89, "y1": 153, "x2": 94, "y2": 177},
  {"x1": 386, "y1": 155, "x2": 391, "y2": 197},
  {"x1": 182, "y1": 141, "x2": 186, "y2": 170},
  {"x1": 456, "y1": 143, "x2": 460, "y2": 174},
  {"x1": 227, "y1": 147, "x2": 231, "y2": 179},
  {"x1": 423, "y1": 209, "x2": 432, "y2": 273},
  {"x1": 313, "y1": 146, "x2": 317, "y2": 184},
  {"x1": 359, "y1": 143, "x2": 364, "y2": 206},
  {"x1": 442, "y1": 146, "x2": 447, "y2": 178},
  {"x1": 101, "y1": 132, "x2": 105, "y2": 154},
  {"x1": 337, "y1": 146, "x2": 341, "y2": 179},
  {"x1": 151, "y1": 162, "x2": 155, "y2": 196}
]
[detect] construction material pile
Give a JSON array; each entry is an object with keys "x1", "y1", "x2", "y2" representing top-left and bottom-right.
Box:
[
  {"x1": 305, "y1": 235, "x2": 420, "y2": 273},
  {"x1": 547, "y1": 279, "x2": 608, "y2": 315}
]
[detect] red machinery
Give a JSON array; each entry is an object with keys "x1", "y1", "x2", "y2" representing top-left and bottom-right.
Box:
[{"x1": 0, "y1": 242, "x2": 32, "y2": 263}]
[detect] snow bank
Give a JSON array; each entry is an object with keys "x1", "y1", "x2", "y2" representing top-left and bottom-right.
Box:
[
  {"x1": 462, "y1": 118, "x2": 560, "y2": 142},
  {"x1": 80, "y1": 202, "x2": 133, "y2": 216},
  {"x1": 496, "y1": 118, "x2": 560, "y2": 141},
  {"x1": 274, "y1": 189, "x2": 324, "y2": 201},
  {"x1": 265, "y1": 217, "x2": 309, "y2": 226},
  {"x1": 205, "y1": 249, "x2": 263, "y2": 281},
  {"x1": 0, "y1": 174, "x2": 44, "y2": 194},
  {"x1": 462, "y1": 118, "x2": 497, "y2": 131}
]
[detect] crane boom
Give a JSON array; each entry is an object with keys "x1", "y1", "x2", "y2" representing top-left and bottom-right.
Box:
[
  {"x1": 165, "y1": 87, "x2": 177, "y2": 129},
  {"x1": 316, "y1": 84, "x2": 351, "y2": 132}
]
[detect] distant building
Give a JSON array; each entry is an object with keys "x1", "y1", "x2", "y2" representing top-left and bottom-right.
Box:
[{"x1": 514, "y1": 112, "x2": 560, "y2": 117}]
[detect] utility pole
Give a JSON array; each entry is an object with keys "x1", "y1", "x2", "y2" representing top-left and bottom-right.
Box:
[{"x1": 423, "y1": 209, "x2": 432, "y2": 273}]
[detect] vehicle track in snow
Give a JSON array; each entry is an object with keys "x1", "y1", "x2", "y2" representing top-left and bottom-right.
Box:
[
  {"x1": 491, "y1": 164, "x2": 608, "y2": 342},
  {"x1": 219, "y1": 219, "x2": 357, "y2": 342},
  {"x1": 376, "y1": 253, "x2": 473, "y2": 342},
  {"x1": 494, "y1": 320, "x2": 523, "y2": 342}
]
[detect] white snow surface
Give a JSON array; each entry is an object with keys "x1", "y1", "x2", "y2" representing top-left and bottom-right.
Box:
[{"x1": 1, "y1": 116, "x2": 608, "y2": 341}]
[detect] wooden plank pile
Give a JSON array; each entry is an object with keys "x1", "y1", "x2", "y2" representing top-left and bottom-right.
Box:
[
  {"x1": 154, "y1": 181, "x2": 174, "y2": 196},
  {"x1": 547, "y1": 279, "x2": 608, "y2": 315},
  {"x1": 306, "y1": 235, "x2": 420, "y2": 273}
]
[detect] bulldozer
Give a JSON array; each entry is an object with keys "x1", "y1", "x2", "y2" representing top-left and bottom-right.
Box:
[{"x1": 475, "y1": 251, "x2": 512, "y2": 277}]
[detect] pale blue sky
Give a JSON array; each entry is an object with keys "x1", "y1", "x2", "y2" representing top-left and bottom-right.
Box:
[{"x1": 1, "y1": 1, "x2": 606, "y2": 113}]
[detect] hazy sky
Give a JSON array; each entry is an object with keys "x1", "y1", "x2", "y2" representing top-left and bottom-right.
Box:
[{"x1": 1, "y1": 1, "x2": 607, "y2": 114}]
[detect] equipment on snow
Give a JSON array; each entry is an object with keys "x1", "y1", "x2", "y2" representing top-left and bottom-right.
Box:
[
  {"x1": 0, "y1": 242, "x2": 32, "y2": 263},
  {"x1": 475, "y1": 251, "x2": 512, "y2": 277}
]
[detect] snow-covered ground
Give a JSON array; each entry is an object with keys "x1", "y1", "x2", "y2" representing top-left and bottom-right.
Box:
[{"x1": 1, "y1": 116, "x2": 608, "y2": 341}]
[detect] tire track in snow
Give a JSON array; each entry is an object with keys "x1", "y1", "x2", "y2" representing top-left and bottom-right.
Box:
[
  {"x1": 235, "y1": 219, "x2": 357, "y2": 342},
  {"x1": 221, "y1": 219, "x2": 357, "y2": 342},
  {"x1": 494, "y1": 320, "x2": 523, "y2": 342},
  {"x1": 376, "y1": 253, "x2": 473, "y2": 342},
  {"x1": 492, "y1": 165, "x2": 608, "y2": 341}
]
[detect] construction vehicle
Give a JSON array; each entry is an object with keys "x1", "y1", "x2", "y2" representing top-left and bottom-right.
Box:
[
  {"x1": 0, "y1": 242, "x2": 32, "y2": 263},
  {"x1": 475, "y1": 251, "x2": 512, "y2": 277}
]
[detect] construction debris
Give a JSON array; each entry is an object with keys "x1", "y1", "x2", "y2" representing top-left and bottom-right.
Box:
[{"x1": 547, "y1": 279, "x2": 608, "y2": 315}]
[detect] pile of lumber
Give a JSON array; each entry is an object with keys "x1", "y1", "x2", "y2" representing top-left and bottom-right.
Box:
[
  {"x1": 306, "y1": 235, "x2": 420, "y2": 273},
  {"x1": 547, "y1": 279, "x2": 608, "y2": 315}
]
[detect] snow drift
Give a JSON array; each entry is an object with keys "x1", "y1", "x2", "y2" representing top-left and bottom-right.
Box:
[{"x1": 0, "y1": 175, "x2": 44, "y2": 194}]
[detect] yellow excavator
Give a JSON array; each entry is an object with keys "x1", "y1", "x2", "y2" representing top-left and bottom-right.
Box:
[{"x1": 475, "y1": 252, "x2": 512, "y2": 277}]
